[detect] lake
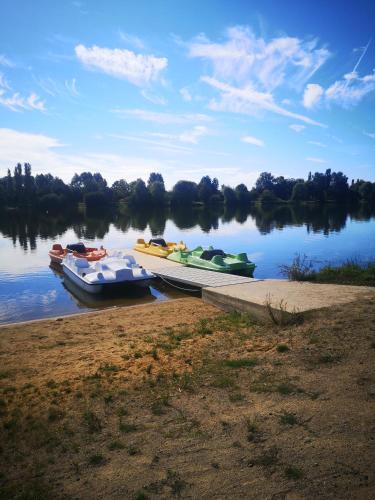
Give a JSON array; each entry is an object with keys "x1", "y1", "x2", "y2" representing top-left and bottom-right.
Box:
[{"x1": 0, "y1": 203, "x2": 374, "y2": 324}]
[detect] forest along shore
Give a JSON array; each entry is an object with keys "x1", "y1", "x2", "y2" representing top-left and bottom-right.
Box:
[{"x1": 1, "y1": 296, "x2": 375, "y2": 499}]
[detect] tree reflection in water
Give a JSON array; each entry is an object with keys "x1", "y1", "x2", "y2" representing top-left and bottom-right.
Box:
[{"x1": 0, "y1": 202, "x2": 374, "y2": 251}]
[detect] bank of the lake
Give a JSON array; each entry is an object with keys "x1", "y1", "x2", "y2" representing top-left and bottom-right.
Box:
[{"x1": 1, "y1": 295, "x2": 375, "y2": 499}]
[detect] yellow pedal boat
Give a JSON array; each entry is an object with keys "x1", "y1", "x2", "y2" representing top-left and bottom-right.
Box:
[{"x1": 134, "y1": 238, "x2": 187, "y2": 258}]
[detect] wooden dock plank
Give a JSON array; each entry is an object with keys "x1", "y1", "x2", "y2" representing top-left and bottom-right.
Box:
[{"x1": 152, "y1": 266, "x2": 261, "y2": 288}]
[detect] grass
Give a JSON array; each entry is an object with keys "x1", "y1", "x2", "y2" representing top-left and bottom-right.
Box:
[
  {"x1": 285, "y1": 466, "x2": 303, "y2": 479},
  {"x1": 89, "y1": 453, "x2": 105, "y2": 466},
  {"x1": 221, "y1": 358, "x2": 257, "y2": 368},
  {"x1": 276, "y1": 344, "x2": 290, "y2": 353},
  {"x1": 119, "y1": 421, "x2": 137, "y2": 433},
  {"x1": 83, "y1": 411, "x2": 102, "y2": 433},
  {"x1": 281, "y1": 254, "x2": 375, "y2": 287},
  {"x1": 108, "y1": 440, "x2": 125, "y2": 450},
  {"x1": 280, "y1": 412, "x2": 298, "y2": 425}
]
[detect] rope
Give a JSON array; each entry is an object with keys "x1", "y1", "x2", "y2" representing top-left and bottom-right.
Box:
[{"x1": 157, "y1": 275, "x2": 201, "y2": 293}]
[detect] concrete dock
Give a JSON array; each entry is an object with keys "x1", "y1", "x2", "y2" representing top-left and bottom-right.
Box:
[{"x1": 126, "y1": 249, "x2": 373, "y2": 317}]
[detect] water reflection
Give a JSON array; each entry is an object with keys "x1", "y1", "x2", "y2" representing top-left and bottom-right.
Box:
[{"x1": 1, "y1": 203, "x2": 374, "y2": 250}]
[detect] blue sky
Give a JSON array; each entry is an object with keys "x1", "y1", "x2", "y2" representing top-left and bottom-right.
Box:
[{"x1": 0, "y1": 0, "x2": 374, "y2": 188}]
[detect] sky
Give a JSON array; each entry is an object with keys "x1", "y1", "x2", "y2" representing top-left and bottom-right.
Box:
[{"x1": 0, "y1": 0, "x2": 374, "y2": 189}]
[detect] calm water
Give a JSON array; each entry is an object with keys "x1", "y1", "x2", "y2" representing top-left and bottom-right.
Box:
[{"x1": 0, "y1": 203, "x2": 374, "y2": 324}]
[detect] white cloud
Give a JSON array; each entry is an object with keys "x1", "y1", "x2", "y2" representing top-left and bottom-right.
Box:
[
  {"x1": 180, "y1": 87, "x2": 192, "y2": 101},
  {"x1": 241, "y1": 135, "x2": 264, "y2": 147},
  {"x1": 308, "y1": 140, "x2": 327, "y2": 147},
  {"x1": 118, "y1": 31, "x2": 145, "y2": 50},
  {"x1": 188, "y1": 26, "x2": 330, "y2": 90},
  {"x1": 0, "y1": 89, "x2": 46, "y2": 112},
  {"x1": 0, "y1": 54, "x2": 13, "y2": 67},
  {"x1": 34, "y1": 76, "x2": 79, "y2": 98},
  {"x1": 289, "y1": 124, "x2": 305, "y2": 132},
  {"x1": 282, "y1": 98, "x2": 291, "y2": 105},
  {"x1": 112, "y1": 108, "x2": 212, "y2": 124},
  {"x1": 202, "y1": 77, "x2": 326, "y2": 127},
  {"x1": 140, "y1": 89, "x2": 167, "y2": 105},
  {"x1": 0, "y1": 128, "x2": 164, "y2": 184},
  {"x1": 325, "y1": 70, "x2": 375, "y2": 107},
  {"x1": 306, "y1": 156, "x2": 328, "y2": 163},
  {"x1": 75, "y1": 44, "x2": 167, "y2": 86},
  {"x1": 363, "y1": 131, "x2": 375, "y2": 139},
  {"x1": 0, "y1": 72, "x2": 11, "y2": 90},
  {"x1": 179, "y1": 125, "x2": 209, "y2": 144},
  {"x1": 303, "y1": 83, "x2": 323, "y2": 108},
  {"x1": 65, "y1": 78, "x2": 79, "y2": 96}
]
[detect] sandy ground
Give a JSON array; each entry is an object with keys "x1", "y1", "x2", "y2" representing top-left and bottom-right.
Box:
[{"x1": 1, "y1": 295, "x2": 375, "y2": 499}]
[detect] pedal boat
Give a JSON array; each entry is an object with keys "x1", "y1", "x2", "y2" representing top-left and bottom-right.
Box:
[
  {"x1": 62, "y1": 252, "x2": 154, "y2": 294},
  {"x1": 48, "y1": 243, "x2": 107, "y2": 265},
  {"x1": 168, "y1": 246, "x2": 256, "y2": 276},
  {"x1": 134, "y1": 238, "x2": 186, "y2": 258}
]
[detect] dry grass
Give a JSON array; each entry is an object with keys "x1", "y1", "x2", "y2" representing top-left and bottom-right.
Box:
[{"x1": 1, "y1": 295, "x2": 375, "y2": 499}]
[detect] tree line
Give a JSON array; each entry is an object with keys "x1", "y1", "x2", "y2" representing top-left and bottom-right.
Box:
[{"x1": 0, "y1": 163, "x2": 374, "y2": 212}]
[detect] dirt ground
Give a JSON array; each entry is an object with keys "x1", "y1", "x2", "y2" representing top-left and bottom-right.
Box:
[{"x1": 0, "y1": 295, "x2": 375, "y2": 499}]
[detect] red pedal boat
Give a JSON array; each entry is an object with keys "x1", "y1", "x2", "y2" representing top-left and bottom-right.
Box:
[{"x1": 48, "y1": 243, "x2": 107, "y2": 265}]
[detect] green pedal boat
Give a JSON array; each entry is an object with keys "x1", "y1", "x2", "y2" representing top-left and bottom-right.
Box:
[{"x1": 167, "y1": 246, "x2": 256, "y2": 276}]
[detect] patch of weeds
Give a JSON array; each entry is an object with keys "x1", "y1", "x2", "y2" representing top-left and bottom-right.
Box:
[
  {"x1": 99, "y1": 362, "x2": 120, "y2": 373},
  {"x1": 133, "y1": 491, "x2": 149, "y2": 500},
  {"x1": 167, "y1": 469, "x2": 188, "y2": 496},
  {"x1": 108, "y1": 440, "x2": 125, "y2": 451},
  {"x1": 285, "y1": 466, "x2": 303, "y2": 479},
  {"x1": 146, "y1": 364, "x2": 152, "y2": 375},
  {"x1": 246, "y1": 419, "x2": 262, "y2": 442},
  {"x1": 151, "y1": 347, "x2": 159, "y2": 360},
  {"x1": 264, "y1": 294, "x2": 304, "y2": 326},
  {"x1": 211, "y1": 373, "x2": 235, "y2": 389},
  {"x1": 280, "y1": 412, "x2": 298, "y2": 425},
  {"x1": 176, "y1": 372, "x2": 195, "y2": 392},
  {"x1": 251, "y1": 372, "x2": 276, "y2": 393},
  {"x1": 3, "y1": 386, "x2": 16, "y2": 394},
  {"x1": 48, "y1": 406, "x2": 65, "y2": 422},
  {"x1": 104, "y1": 394, "x2": 114, "y2": 405},
  {"x1": 134, "y1": 351, "x2": 143, "y2": 359},
  {"x1": 89, "y1": 453, "x2": 105, "y2": 466},
  {"x1": 318, "y1": 353, "x2": 340, "y2": 364},
  {"x1": 276, "y1": 344, "x2": 290, "y2": 353},
  {"x1": 196, "y1": 319, "x2": 213, "y2": 336},
  {"x1": 83, "y1": 411, "x2": 102, "y2": 433},
  {"x1": 222, "y1": 358, "x2": 257, "y2": 368},
  {"x1": 277, "y1": 382, "x2": 300, "y2": 395},
  {"x1": 46, "y1": 379, "x2": 58, "y2": 389},
  {"x1": 0, "y1": 371, "x2": 11, "y2": 379},
  {"x1": 254, "y1": 447, "x2": 278, "y2": 467},
  {"x1": 119, "y1": 421, "x2": 137, "y2": 433},
  {"x1": 127, "y1": 444, "x2": 139, "y2": 456},
  {"x1": 229, "y1": 392, "x2": 245, "y2": 402},
  {"x1": 117, "y1": 406, "x2": 129, "y2": 417},
  {"x1": 151, "y1": 397, "x2": 169, "y2": 416},
  {"x1": 75, "y1": 391, "x2": 83, "y2": 399}
]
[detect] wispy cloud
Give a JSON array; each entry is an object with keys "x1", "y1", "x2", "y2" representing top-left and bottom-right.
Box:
[
  {"x1": 0, "y1": 77, "x2": 46, "y2": 113},
  {"x1": 363, "y1": 131, "x2": 375, "y2": 140},
  {"x1": 0, "y1": 54, "x2": 14, "y2": 67},
  {"x1": 180, "y1": 87, "x2": 192, "y2": 101},
  {"x1": 112, "y1": 108, "x2": 212, "y2": 124},
  {"x1": 202, "y1": 77, "x2": 326, "y2": 127},
  {"x1": 306, "y1": 156, "x2": 328, "y2": 163},
  {"x1": 75, "y1": 44, "x2": 167, "y2": 86},
  {"x1": 325, "y1": 70, "x2": 375, "y2": 107},
  {"x1": 179, "y1": 125, "x2": 209, "y2": 144},
  {"x1": 119, "y1": 31, "x2": 145, "y2": 50},
  {"x1": 289, "y1": 124, "x2": 305, "y2": 132},
  {"x1": 308, "y1": 140, "x2": 327, "y2": 147},
  {"x1": 187, "y1": 26, "x2": 330, "y2": 90},
  {"x1": 303, "y1": 83, "x2": 323, "y2": 108},
  {"x1": 140, "y1": 89, "x2": 167, "y2": 105},
  {"x1": 241, "y1": 135, "x2": 264, "y2": 147},
  {"x1": 33, "y1": 76, "x2": 79, "y2": 98}
]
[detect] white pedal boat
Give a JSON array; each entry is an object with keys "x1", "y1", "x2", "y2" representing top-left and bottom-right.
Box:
[{"x1": 62, "y1": 252, "x2": 155, "y2": 294}]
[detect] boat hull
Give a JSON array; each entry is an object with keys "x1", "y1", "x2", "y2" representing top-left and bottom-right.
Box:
[{"x1": 63, "y1": 264, "x2": 103, "y2": 293}]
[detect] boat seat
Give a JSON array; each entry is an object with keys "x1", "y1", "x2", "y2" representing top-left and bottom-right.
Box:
[
  {"x1": 201, "y1": 249, "x2": 225, "y2": 260},
  {"x1": 149, "y1": 238, "x2": 167, "y2": 247},
  {"x1": 75, "y1": 258, "x2": 90, "y2": 268},
  {"x1": 52, "y1": 243, "x2": 63, "y2": 251}
]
